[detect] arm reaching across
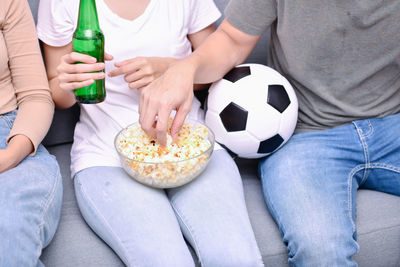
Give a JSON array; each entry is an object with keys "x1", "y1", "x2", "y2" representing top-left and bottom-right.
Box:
[{"x1": 139, "y1": 19, "x2": 261, "y2": 145}]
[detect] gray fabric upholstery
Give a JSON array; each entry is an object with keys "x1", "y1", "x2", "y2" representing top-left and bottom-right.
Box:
[
  {"x1": 28, "y1": 0, "x2": 39, "y2": 24},
  {"x1": 25, "y1": 0, "x2": 400, "y2": 266},
  {"x1": 42, "y1": 104, "x2": 80, "y2": 146}
]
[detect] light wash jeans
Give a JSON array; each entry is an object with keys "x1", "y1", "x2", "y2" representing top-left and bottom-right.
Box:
[
  {"x1": 0, "y1": 110, "x2": 63, "y2": 267},
  {"x1": 74, "y1": 149, "x2": 263, "y2": 267},
  {"x1": 259, "y1": 113, "x2": 400, "y2": 267}
]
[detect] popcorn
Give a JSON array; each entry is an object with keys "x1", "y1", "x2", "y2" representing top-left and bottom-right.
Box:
[{"x1": 115, "y1": 121, "x2": 213, "y2": 188}]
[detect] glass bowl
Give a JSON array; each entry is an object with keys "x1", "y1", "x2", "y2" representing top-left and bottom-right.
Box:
[{"x1": 114, "y1": 118, "x2": 215, "y2": 188}]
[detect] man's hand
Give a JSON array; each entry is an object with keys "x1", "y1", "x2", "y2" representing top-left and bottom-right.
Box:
[
  {"x1": 137, "y1": 19, "x2": 261, "y2": 146},
  {"x1": 108, "y1": 57, "x2": 177, "y2": 90},
  {"x1": 139, "y1": 61, "x2": 195, "y2": 146}
]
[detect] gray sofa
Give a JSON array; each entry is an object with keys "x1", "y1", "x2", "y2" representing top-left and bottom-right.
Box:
[{"x1": 27, "y1": 0, "x2": 400, "y2": 266}]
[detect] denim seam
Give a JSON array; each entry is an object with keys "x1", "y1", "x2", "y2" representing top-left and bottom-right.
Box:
[
  {"x1": 348, "y1": 165, "x2": 365, "y2": 234},
  {"x1": 35, "y1": 166, "x2": 62, "y2": 259},
  {"x1": 169, "y1": 200, "x2": 203, "y2": 266},
  {"x1": 353, "y1": 122, "x2": 370, "y2": 184},
  {"x1": 77, "y1": 179, "x2": 138, "y2": 267},
  {"x1": 366, "y1": 163, "x2": 400, "y2": 173},
  {"x1": 362, "y1": 120, "x2": 374, "y2": 139}
]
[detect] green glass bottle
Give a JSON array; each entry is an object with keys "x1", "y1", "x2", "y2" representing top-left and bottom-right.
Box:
[{"x1": 73, "y1": 0, "x2": 105, "y2": 104}]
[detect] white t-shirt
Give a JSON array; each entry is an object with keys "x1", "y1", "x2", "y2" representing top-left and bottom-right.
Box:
[{"x1": 37, "y1": 0, "x2": 221, "y2": 177}]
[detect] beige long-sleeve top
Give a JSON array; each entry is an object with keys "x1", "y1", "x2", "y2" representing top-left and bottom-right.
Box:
[{"x1": 0, "y1": 0, "x2": 54, "y2": 154}]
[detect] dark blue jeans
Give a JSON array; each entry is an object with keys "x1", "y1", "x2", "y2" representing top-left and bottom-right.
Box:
[{"x1": 259, "y1": 113, "x2": 400, "y2": 267}]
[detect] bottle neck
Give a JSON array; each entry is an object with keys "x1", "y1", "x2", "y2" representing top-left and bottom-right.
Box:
[{"x1": 76, "y1": 0, "x2": 101, "y2": 31}]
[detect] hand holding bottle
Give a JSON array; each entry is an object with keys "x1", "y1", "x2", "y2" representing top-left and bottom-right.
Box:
[
  {"x1": 72, "y1": 0, "x2": 106, "y2": 104},
  {"x1": 57, "y1": 52, "x2": 113, "y2": 91}
]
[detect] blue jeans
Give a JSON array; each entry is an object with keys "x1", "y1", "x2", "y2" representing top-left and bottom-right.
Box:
[
  {"x1": 0, "y1": 110, "x2": 63, "y2": 267},
  {"x1": 74, "y1": 149, "x2": 263, "y2": 267},
  {"x1": 259, "y1": 113, "x2": 400, "y2": 267}
]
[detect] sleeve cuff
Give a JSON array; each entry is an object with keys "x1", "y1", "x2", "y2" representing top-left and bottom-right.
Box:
[
  {"x1": 224, "y1": 0, "x2": 275, "y2": 36},
  {"x1": 37, "y1": 28, "x2": 73, "y2": 47},
  {"x1": 7, "y1": 100, "x2": 54, "y2": 156},
  {"x1": 188, "y1": 5, "x2": 221, "y2": 34},
  {"x1": 6, "y1": 132, "x2": 37, "y2": 156}
]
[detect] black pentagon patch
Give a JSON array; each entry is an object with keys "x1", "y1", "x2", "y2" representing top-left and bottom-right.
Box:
[
  {"x1": 224, "y1": 66, "x2": 251, "y2": 83},
  {"x1": 220, "y1": 102, "x2": 248, "y2": 132},
  {"x1": 267, "y1": 84, "x2": 291, "y2": 113},
  {"x1": 219, "y1": 143, "x2": 238, "y2": 158},
  {"x1": 257, "y1": 134, "x2": 284, "y2": 154}
]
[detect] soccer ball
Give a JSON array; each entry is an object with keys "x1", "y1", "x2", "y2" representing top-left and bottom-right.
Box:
[{"x1": 205, "y1": 63, "x2": 298, "y2": 159}]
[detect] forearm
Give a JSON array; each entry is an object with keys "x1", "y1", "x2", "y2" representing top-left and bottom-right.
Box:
[
  {"x1": 188, "y1": 32, "x2": 241, "y2": 84},
  {"x1": 186, "y1": 20, "x2": 260, "y2": 84},
  {"x1": 156, "y1": 58, "x2": 207, "y2": 91},
  {"x1": 7, "y1": 99, "x2": 53, "y2": 154},
  {"x1": 49, "y1": 77, "x2": 76, "y2": 109},
  {"x1": 43, "y1": 42, "x2": 77, "y2": 109}
]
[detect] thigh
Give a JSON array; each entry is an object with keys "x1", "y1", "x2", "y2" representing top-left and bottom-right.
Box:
[
  {"x1": 167, "y1": 150, "x2": 263, "y2": 267},
  {"x1": 259, "y1": 127, "x2": 361, "y2": 267},
  {"x1": 359, "y1": 113, "x2": 400, "y2": 196},
  {"x1": 74, "y1": 166, "x2": 194, "y2": 267},
  {"x1": 0, "y1": 144, "x2": 62, "y2": 266}
]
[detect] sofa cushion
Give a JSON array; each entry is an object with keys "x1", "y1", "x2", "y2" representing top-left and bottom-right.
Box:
[{"x1": 42, "y1": 104, "x2": 80, "y2": 146}]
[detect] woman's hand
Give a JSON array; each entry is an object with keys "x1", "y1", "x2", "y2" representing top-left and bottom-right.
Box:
[
  {"x1": 57, "y1": 52, "x2": 113, "y2": 92},
  {"x1": 108, "y1": 57, "x2": 177, "y2": 90},
  {"x1": 0, "y1": 149, "x2": 18, "y2": 173},
  {"x1": 0, "y1": 135, "x2": 33, "y2": 173},
  {"x1": 139, "y1": 60, "x2": 195, "y2": 146}
]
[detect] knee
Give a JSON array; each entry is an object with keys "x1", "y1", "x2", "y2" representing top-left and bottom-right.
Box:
[
  {"x1": 24, "y1": 152, "x2": 62, "y2": 203},
  {"x1": 29, "y1": 151, "x2": 61, "y2": 182},
  {"x1": 0, "y1": 217, "x2": 39, "y2": 266},
  {"x1": 125, "y1": 247, "x2": 195, "y2": 267},
  {"x1": 287, "y1": 229, "x2": 358, "y2": 267}
]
